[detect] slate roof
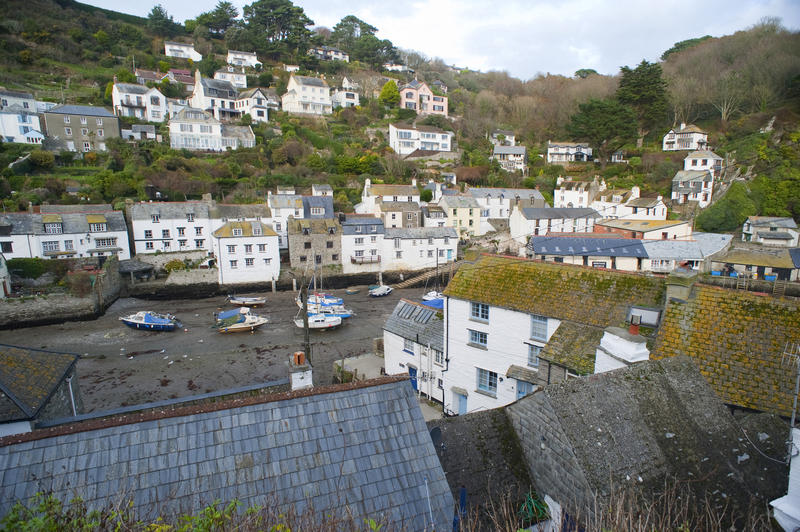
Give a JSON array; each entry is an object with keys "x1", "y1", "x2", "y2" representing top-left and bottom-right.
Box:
[
  {"x1": 288, "y1": 218, "x2": 340, "y2": 235},
  {"x1": 791, "y1": 248, "x2": 800, "y2": 268},
  {"x1": 438, "y1": 195, "x2": 480, "y2": 209},
  {"x1": 0, "y1": 379, "x2": 453, "y2": 529},
  {"x1": 626, "y1": 196, "x2": 664, "y2": 208},
  {"x1": 528, "y1": 236, "x2": 648, "y2": 258},
  {"x1": 220, "y1": 124, "x2": 255, "y2": 142},
  {"x1": 492, "y1": 145, "x2": 526, "y2": 156},
  {"x1": 594, "y1": 188, "x2": 632, "y2": 203},
  {"x1": 0, "y1": 345, "x2": 78, "y2": 423},
  {"x1": 212, "y1": 221, "x2": 277, "y2": 238},
  {"x1": 641, "y1": 239, "x2": 705, "y2": 260},
  {"x1": 518, "y1": 207, "x2": 599, "y2": 220},
  {"x1": 686, "y1": 149, "x2": 722, "y2": 160},
  {"x1": 114, "y1": 83, "x2": 150, "y2": 95},
  {"x1": 538, "y1": 322, "x2": 603, "y2": 375},
  {"x1": 0, "y1": 88, "x2": 34, "y2": 99},
  {"x1": 672, "y1": 170, "x2": 712, "y2": 193},
  {"x1": 301, "y1": 196, "x2": 334, "y2": 218},
  {"x1": 507, "y1": 356, "x2": 787, "y2": 517},
  {"x1": 673, "y1": 123, "x2": 705, "y2": 134},
  {"x1": 443, "y1": 255, "x2": 665, "y2": 328},
  {"x1": 45, "y1": 105, "x2": 115, "y2": 117},
  {"x1": 172, "y1": 107, "x2": 219, "y2": 124},
  {"x1": 715, "y1": 248, "x2": 796, "y2": 269},
  {"x1": 128, "y1": 201, "x2": 210, "y2": 221},
  {"x1": 379, "y1": 201, "x2": 421, "y2": 212},
  {"x1": 651, "y1": 285, "x2": 800, "y2": 416},
  {"x1": 468, "y1": 187, "x2": 545, "y2": 201},
  {"x1": 548, "y1": 141, "x2": 589, "y2": 148},
  {"x1": 757, "y1": 231, "x2": 793, "y2": 240},
  {"x1": 268, "y1": 194, "x2": 303, "y2": 210},
  {"x1": 384, "y1": 299, "x2": 443, "y2": 352},
  {"x1": 341, "y1": 216, "x2": 384, "y2": 236},
  {"x1": 40, "y1": 204, "x2": 114, "y2": 214},
  {"x1": 747, "y1": 216, "x2": 798, "y2": 230},
  {"x1": 385, "y1": 227, "x2": 457, "y2": 240},
  {"x1": 390, "y1": 123, "x2": 449, "y2": 134},
  {"x1": 0, "y1": 211, "x2": 126, "y2": 235},
  {"x1": 210, "y1": 203, "x2": 271, "y2": 220},
  {"x1": 292, "y1": 75, "x2": 328, "y2": 88},
  {"x1": 131, "y1": 124, "x2": 156, "y2": 135},
  {"x1": 199, "y1": 76, "x2": 238, "y2": 99}
]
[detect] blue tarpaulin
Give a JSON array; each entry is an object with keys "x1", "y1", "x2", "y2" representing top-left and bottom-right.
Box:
[{"x1": 421, "y1": 298, "x2": 444, "y2": 309}]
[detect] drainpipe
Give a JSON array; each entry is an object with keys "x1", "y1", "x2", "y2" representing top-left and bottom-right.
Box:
[
  {"x1": 66, "y1": 374, "x2": 77, "y2": 416},
  {"x1": 441, "y1": 296, "x2": 450, "y2": 414}
]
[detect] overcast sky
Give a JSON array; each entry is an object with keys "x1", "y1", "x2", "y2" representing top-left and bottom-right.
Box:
[{"x1": 82, "y1": 0, "x2": 800, "y2": 79}]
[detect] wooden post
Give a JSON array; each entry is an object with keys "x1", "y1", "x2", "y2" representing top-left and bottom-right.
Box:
[{"x1": 271, "y1": 278, "x2": 276, "y2": 293}]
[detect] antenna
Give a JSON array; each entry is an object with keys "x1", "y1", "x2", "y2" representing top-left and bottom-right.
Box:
[{"x1": 781, "y1": 341, "x2": 800, "y2": 463}]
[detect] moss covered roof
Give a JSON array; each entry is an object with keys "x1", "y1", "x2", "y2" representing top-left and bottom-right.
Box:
[
  {"x1": 539, "y1": 322, "x2": 604, "y2": 375},
  {"x1": 443, "y1": 255, "x2": 665, "y2": 328},
  {"x1": 212, "y1": 221, "x2": 277, "y2": 238},
  {"x1": 651, "y1": 285, "x2": 800, "y2": 416}
]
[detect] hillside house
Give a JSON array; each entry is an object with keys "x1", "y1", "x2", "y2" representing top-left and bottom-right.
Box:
[
  {"x1": 127, "y1": 201, "x2": 212, "y2": 254},
  {"x1": 547, "y1": 141, "x2": 591, "y2": 163},
  {"x1": 0, "y1": 105, "x2": 43, "y2": 145},
  {"x1": 662, "y1": 123, "x2": 708, "y2": 151},
  {"x1": 378, "y1": 201, "x2": 422, "y2": 229},
  {"x1": 399, "y1": 80, "x2": 448, "y2": 117},
  {"x1": 168, "y1": 108, "x2": 254, "y2": 151},
  {"x1": 134, "y1": 69, "x2": 167, "y2": 85},
  {"x1": 422, "y1": 205, "x2": 447, "y2": 227},
  {"x1": 287, "y1": 218, "x2": 341, "y2": 269},
  {"x1": 0, "y1": 205, "x2": 130, "y2": 260},
  {"x1": 331, "y1": 88, "x2": 359, "y2": 108},
  {"x1": 0, "y1": 88, "x2": 35, "y2": 111},
  {"x1": 489, "y1": 129, "x2": 515, "y2": 146},
  {"x1": 226, "y1": 50, "x2": 261, "y2": 68},
  {"x1": 266, "y1": 193, "x2": 302, "y2": 249},
  {"x1": 383, "y1": 63, "x2": 413, "y2": 73},
  {"x1": 191, "y1": 71, "x2": 242, "y2": 121},
  {"x1": 121, "y1": 124, "x2": 159, "y2": 141},
  {"x1": 388, "y1": 123, "x2": 454, "y2": 156},
  {"x1": 42, "y1": 105, "x2": 119, "y2": 152},
  {"x1": 164, "y1": 41, "x2": 202, "y2": 61},
  {"x1": 383, "y1": 227, "x2": 457, "y2": 271},
  {"x1": 311, "y1": 184, "x2": 333, "y2": 197},
  {"x1": 308, "y1": 46, "x2": 349, "y2": 62},
  {"x1": 357, "y1": 178, "x2": 420, "y2": 215},
  {"x1": 742, "y1": 216, "x2": 799, "y2": 247},
  {"x1": 509, "y1": 206, "x2": 600, "y2": 243},
  {"x1": 468, "y1": 187, "x2": 546, "y2": 234},
  {"x1": 684, "y1": 150, "x2": 723, "y2": 178},
  {"x1": 235, "y1": 88, "x2": 275, "y2": 123},
  {"x1": 281, "y1": 75, "x2": 332, "y2": 116},
  {"x1": 384, "y1": 299, "x2": 445, "y2": 402},
  {"x1": 711, "y1": 247, "x2": 799, "y2": 281},
  {"x1": 112, "y1": 83, "x2": 167, "y2": 122},
  {"x1": 438, "y1": 195, "x2": 481, "y2": 238},
  {"x1": 671, "y1": 170, "x2": 713, "y2": 207},
  {"x1": 341, "y1": 215, "x2": 384, "y2": 274},
  {"x1": 212, "y1": 221, "x2": 280, "y2": 285},
  {"x1": 553, "y1": 177, "x2": 600, "y2": 209},
  {"x1": 491, "y1": 145, "x2": 527, "y2": 173},
  {"x1": 213, "y1": 66, "x2": 247, "y2": 89},
  {"x1": 594, "y1": 218, "x2": 693, "y2": 240},
  {"x1": 167, "y1": 69, "x2": 195, "y2": 91}
]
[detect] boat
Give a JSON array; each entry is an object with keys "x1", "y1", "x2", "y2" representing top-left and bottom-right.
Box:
[
  {"x1": 344, "y1": 287, "x2": 360, "y2": 295},
  {"x1": 305, "y1": 303, "x2": 354, "y2": 319},
  {"x1": 422, "y1": 291, "x2": 442, "y2": 301},
  {"x1": 294, "y1": 311, "x2": 342, "y2": 329},
  {"x1": 214, "y1": 307, "x2": 268, "y2": 333},
  {"x1": 119, "y1": 311, "x2": 181, "y2": 332},
  {"x1": 296, "y1": 292, "x2": 343, "y2": 308},
  {"x1": 369, "y1": 285, "x2": 393, "y2": 297},
  {"x1": 227, "y1": 295, "x2": 266, "y2": 306}
]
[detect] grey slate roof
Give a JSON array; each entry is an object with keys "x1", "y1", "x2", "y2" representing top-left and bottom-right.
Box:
[
  {"x1": 692, "y1": 232, "x2": 732, "y2": 257},
  {"x1": 40, "y1": 204, "x2": 114, "y2": 214},
  {"x1": 301, "y1": 196, "x2": 334, "y2": 219},
  {"x1": 790, "y1": 248, "x2": 800, "y2": 268},
  {"x1": 439, "y1": 196, "x2": 480, "y2": 209},
  {"x1": 210, "y1": 203, "x2": 271, "y2": 219},
  {"x1": 757, "y1": 231, "x2": 793, "y2": 240},
  {"x1": 342, "y1": 216, "x2": 384, "y2": 236},
  {"x1": 132, "y1": 124, "x2": 156, "y2": 134},
  {"x1": 220, "y1": 124, "x2": 255, "y2": 142},
  {"x1": 468, "y1": 187, "x2": 545, "y2": 201},
  {"x1": 379, "y1": 201, "x2": 421, "y2": 212},
  {"x1": 686, "y1": 149, "x2": 722, "y2": 160},
  {"x1": 384, "y1": 299, "x2": 443, "y2": 352},
  {"x1": 128, "y1": 201, "x2": 211, "y2": 221},
  {"x1": 529, "y1": 236, "x2": 647, "y2": 257},
  {"x1": 747, "y1": 216, "x2": 798, "y2": 229},
  {"x1": 672, "y1": 170, "x2": 711, "y2": 193},
  {"x1": 292, "y1": 75, "x2": 328, "y2": 88},
  {"x1": 0, "y1": 211, "x2": 126, "y2": 235},
  {"x1": 0, "y1": 379, "x2": 453, "y2": 530},
  {"x1": 200, "y1": 77, "x2": 238, "y2": 99},
  {"x1": 385, "y1": 227, "x2": 457, "y2": 240},
  {"x1": 518, "y1": 207, "x2": 600, "y2": 220},
  {"x1": 492, "y1": 145, "x2": 526, "y2": 155},
  {"x1": 626, "y1": 196, "x2": 663, "y2": 208},
  {"x1": 641, "y1": 239, "x2": 704, "y2": 260},
  {"x1": 45, "y1": 105, "x2": 115, "y2": 117},
  {"x1": 0, "y1": 88, "x2": 34, "y2": 99},
  {"x1": 114, "y1": 83, "x2": 150, "y2": 95}
]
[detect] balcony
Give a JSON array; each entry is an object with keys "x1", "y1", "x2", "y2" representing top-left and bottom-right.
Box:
[{"x1": 351, "y1": 255, "x2": 381, "y2": 264}]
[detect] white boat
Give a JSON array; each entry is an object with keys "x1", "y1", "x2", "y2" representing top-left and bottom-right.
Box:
[
  {"x1": 214, "y1": 307, "x2": 268, "y2": 333},
  {"x1": 296, "y1": 292, "x2": 343, "y2": 308},
  {"x1": 369, "y1": 285, "x2": 393, "y2": 297},
  {"x1": 422, "y1": 291, "x2": 442, "y2": 301},
  {"x1": 227, "y1": 295, "x2": 266, "y2": 306},
  {"x1": 305, "y1": 302, "x2": 354, "y2": 319},
  {"x1": 119, "y1": 311, "x2": 181, "y2": 331},
  {"x1": 294, "y1": 312, "x2": 342, "y2": 329}
]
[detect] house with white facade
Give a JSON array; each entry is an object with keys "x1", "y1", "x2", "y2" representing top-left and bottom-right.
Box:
[
  {"x1": 0, "y1": 205, "x2": 130, "y2": 261},
  {"x1": 227, "y1": 50, "x2": 261, "y2": 68},
  {"x1": 440, "y1": 255, "x2": 666, "y2": 414},
  {"x1": 342, "y1": 77, "x2": 360, "y2": 91},
  {"x1": 266, "y1": 192, "x2": 303, "y2": 250},
  {"x1": 662, "y1": 123, "x2": 708, "y2": 151},
  {"x1": 422, "y1": 205, "x2": 447, "y2": 228},
  {"x1": 553, "y1": 177, "x2": 601, "y2": 209},
  {"x1": 468, "y1": 187, "x2": 547, "y2": 235},
  {"x1": 491, "y1": 145, "x2": 527, "y2": 173},
  {"x1": 357, "y1": 178, "x2": 420, "y2": 215},
  {"x1": 341, "y1": 215, "x2": 384, "y2": 274},
  {"x1": 399, "y1": 79, "x2": 448, "y2": 117},
  {"x1": 121, "y1": 124, "x2": 160, "y2": 142},
  {"x1": 590, "y1": 186, "x2": 668, "y2": 220},
  {"x1": 308, "y1": 46, "x2": 349, "y2": 62},
  {"x1": 509, "y1": 206, "x2": 600, "y2": 244},
  {"x1": 212, "y1": 221, "x2": 279, "y2": 285},
  {"x1": 164, "y1": 42, "x2": 202, "y2": 61},
  {"x1": 169, "y1": 108, "x2": 254, "y2": 152},
  {"x1": 383, "y1": 227, "x2": 457, "y2": 271},
  {"x1": 0, "y1": 105, "x2": 43, "y2": 144},
  {"x1": 0, "y1": 88, "x2": 36, "y2": 111},
  {"x1": 112, "y1": 83, "x2": 167, "y2": 122},
  {"x1": 684, "y1": 150, "x2": 723, "y2": 178},
  {"x1": 742, "y1": 216, "x2": 799, "y2": 247},
  {"x1": 383, "y1": 63, "x2": 413, "y2": 73},
  {"x1": 331, "y1": 88, "x2": 360, "y2": 109},
  {"x1": 281, "y1": 75, "x2": 332, "y2": 116},
  {"x1": 547, "y1": 141, "x2": 592, "y2": 164},
  {"x1": 191, "y1": 71, "x2": 242, "y2": 121},
  {"x1": 671, "y1": 170, "x2": 713, "y2": 208},
  {"x1": 213, "y1": 67, "x2": 247, "y2": 90},
  {"x1": 384, "y1": 299, "x2": 445, "y2": 402},
  {"x1": 167, "y1": 69, "x2": 195, "y2": 92},
  {"x1": 312, "y1": 184, "x2": 333, "y2": 196},
  {"x1": 389, "y1": 123, "x2": 454, "y2": 156},
  {"x1": 234, "y1": 88, "x2": 275, "y2": 123},
  {"x1": 490, "y1": 130, "x2": 515, "y2": 146},
  {"x1": 127, "y1": 201, "x2": 213, "y2": 254}
]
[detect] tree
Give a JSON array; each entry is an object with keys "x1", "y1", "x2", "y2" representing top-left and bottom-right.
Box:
[
  {"x1": 616, "y1": 60, "x2": 669, "y2": 146},
  {"x1": 147, "y1": 4, "x2": 175, "y2": 37},
  {"x1": 574, "y1": 68, "x2": 598, "y2": 79},
  {"x1": 379, "y1": 81, "x2": 400, "y2": 106},
  {"x1": 351, "y1": 35, "x2": 397, "y2": 69},
  {"x1": 709, "y1": 72, "x2": 744, "y2": 122},
  {"x1": 420, "y1": 189, "x2": 433, "y2": 202},
  {"x1": 330, "y1": 15, "x2": 377, "y2": 50},
  {"x1": 197, "y1": 1, "x2": 239, "y2": 36},
  {"x1": 566, "y1": 98, "x2": 637, "y2": 166},
  {"x1": 241, "y1": 0, "x2": 314, "y2": 59},
  {"x1": 661, "y1": 35, "x2": 712, "y2": 61},
  {"x1": 695, "y1": 182, "x2": 756, "y2": 232}
]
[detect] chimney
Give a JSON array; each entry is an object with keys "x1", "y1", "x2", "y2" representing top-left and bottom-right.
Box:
[
  {"x1": 594, "y1": 321, "x2": 649, "y2": 374},
  {"x1": 628, "y1": 314, "x2": 641, "y2": 336},
  {"x1": 364, "y1": 178, "x2": 371, "y2": 190},
  {"x1": 411, "y1": 178, "x2": 417, "y2": 188},
  {"x1": 289, "y1": 351, "x2": 312, "y2": 391},
  {"x1": 665, "y1": 269, "x2": 697, "y2": 304},
  {"x1": 680, "y1": 122, "x2": 686, "y2": 130}
]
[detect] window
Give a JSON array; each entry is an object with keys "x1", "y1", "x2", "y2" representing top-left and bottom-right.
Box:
[
  {"x1": 245, "y1": 258, "x2": 254, "y2": 267},
  {"x1": 230, "y1": 260, "x2": 238, "y2": 269},
  {"x1": 64, "y1": 240, "x2": 74, "y2": 251},
  {"x1": 528, "y1": 344, "x2": 542, "y2": 367},
  {"x1": 428, "y1": 238, "x2": 434, "y2": 245},
  {"x1": 64, "y1": 127, "x2": 72, "y2": 136},
  {"x1": 530, "y1": 314, "x2": 548, "y2": 341},
  {"x1": 44, "y1": 223, "x2": 63, "y2": 234},
  {"x1": 81, "y1": 128, "x2": 89, "y2": 137},
  {"x1": 151, "y1": 214, "x2": 160, "y2": 223},
  {"x1": 404, "y1": 338, "x2": 414, "y2": 353},
  {"x1": 42, "y1": 241, "x2": 59, "y2": 253},
  {"x1": 88, "y1": 223, "x2": 106, "y2": 232},
  {"x1": 195, "y1": 227, "x2": 203, "y2": 235},
  {"x1": 179, "y1": 240, "x2": 187, "y2": 248},
  {"x1": 145, "y1": 241, "x2": 154, "y2": 250},
  {"x1": 395, "y1": 251, "x2": 402, "y2": 259},
  {"x1": 434, "y1": 350, "x2": 444, "y2": 365},
  {"x1": 471, "y1": 302, "x2": 489, "y2": 322},
  {"x1": 144, "y1": 229, "x2": 153, "y2": 239},
  {"x1": 407, "y1": 213, "x2": 412, "y2": 220},
  {"x1": 195, "y1": 239, "x2": 204, "y2": 248},
  {"x1": 200, "y1": 125, "x2": 212, "y2": 133},
  {"x1": 275, "y1": 222, "x2": 281, "y2": 231},
  {"x1": 444, "y1": 237, "x2": 450, "y2": 245},
  {"x1": 162, "y1": 229, "x2": 170, "y2": 239},
  {"x1": 177, "y1": 227, "x2": 185, "y2": 236},
  {"x1": 355, "y1": 237, "x2": 364, "y2": 245},
  {"x1": 311, "y1": 207, "x2": 324, "y2": 215},
  {"x1": 304, "y1": 242, "x2": 311, "y2": 249},
  {"x1": 370, "y1": 236, "x2": 377, "y2": 243},
  {"x1": 233, "y1": 228, "x2": 243, "y2": 237},
  {"x1": 438, "y1": 249, "x2": 445, "y2": 257},
  {"x1": 371, "y1": 225, "x2": 377, "y2": 233},
  {"x1": 326, "y1": 241, "x2": 333, "y2": 248},
  {"x1": 241, "y1": 244, "x2": 251, "y2": 254},
  {"x1": 83, "y1": 142, "x2": 91, "y2": 152},
  {"x1": 95, "y1": 237, "x2": 117, "y2": 248},
  {"x1": 428, "y1": 250, "x2": 433, "y2": 258},
  {"x1": 394, "y1": 238, "x2": 401, "y2": 249},
  {"x1": 63, "y1": 116, "x2": 70, "y2": 124},
  {"x1": 477, "y1": 368, "x2": 497, "y2": 394},
  {"x1": 180, "y1": 124, "x2": 193, "y2": 132},
  {"x1": 468, "y1": 329, "x2": 487, "y2": 348},
  {"x1": 355, "y1": 250, "x2": 364, "y2": 257},
  {"x1": 0, "y1": 242, "x2": 12, "y2": 253},
  {"x1": 227, "y1": 245, "x2": 236, "y2": 253},
  {"x1": 97, "y1": 129, "x2": 104, "y2": 137},
  {"x1": 258, "y1": 244, "x2": 267, "y2": 252},
  {"x1": 315, "y1": 255, "x2": 322, "y2": 264},
  {"x1": 332, "y1": 254, "x2": 339, "y2": 261},
  {"x1": 163, "y1": 241, "x2": 170, "y2": 250},
  {"x1": 187, "y1": 213, "x2": 195, "y2": 222},
  {"x1": 263, "y1": 258, "x2": 272, "y2": 265}
]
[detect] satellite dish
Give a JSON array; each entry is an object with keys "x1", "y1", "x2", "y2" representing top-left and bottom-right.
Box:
[{"x1": 429, "y1": 427, "x2": 442, "y2": 448}]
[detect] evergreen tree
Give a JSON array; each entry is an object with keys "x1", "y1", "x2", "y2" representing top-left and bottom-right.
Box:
[
  {"x1": 147, "y1": 4, "x2": 176, "y2": 37},
  {"x1": 567, "y1": 98, "x2": 637, "y2": 166},
  {"x1": 379, "y1": 81, "x2": 400, "y2": 106},
  {"x1": 241, "y1": 0, "x2": 314, "y2": 60},
  {"x1": 616, "y1": 60, "x2": 669, "y2": 146}
]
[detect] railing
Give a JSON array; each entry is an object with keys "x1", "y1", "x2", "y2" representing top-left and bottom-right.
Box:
[{"x1": 351, "y1": 255, "x2": 381, "y2": 264}]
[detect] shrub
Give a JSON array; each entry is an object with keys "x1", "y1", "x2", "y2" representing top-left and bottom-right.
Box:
[
  {"x1": 29, "y1": 150, "x2": 55, "y2": 169},
  {"x1": 164, "y1": 259, "x2": 186, "y2": 273},
  {"x1": 7, "y1": 258, "x2": 67, "y2": 280}
]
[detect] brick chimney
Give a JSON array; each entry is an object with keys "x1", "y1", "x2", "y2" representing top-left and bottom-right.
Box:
[
  {"x1": 289, "y1": 351, "x2": 312, "y2": 391},
  {"x1": 665, "y1": 269, "x2": 698, "y2": 304}
]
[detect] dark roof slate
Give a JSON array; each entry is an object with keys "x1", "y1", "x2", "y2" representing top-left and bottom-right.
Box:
[
  {"x1": 301, "y1": 195, "x2": 334, "y2": 219},
  {"x1": 384, "y1": 299, "x2": 443, "y2": 352},
  {"x1": 45, "y1": 105, "x2": 115, "y2": 117},
  {"x1": 538, "y1": 322, "x2": 603, "y2": 375},
  {"x1": 528, "y1": 236, "x2": 648, "y2": 258}
]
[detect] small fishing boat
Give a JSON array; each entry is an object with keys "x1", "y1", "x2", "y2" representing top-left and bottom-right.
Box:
[
  {"x1": 296, "y1": 292, "x2": 343, "y2": 308},
  {"x1": 422, "y1": 291, "x2": 442, "y2": 301},
  {"x1": 369, "y1": 285, "x2": 393, "y2": 297},
  {"x1": 227, "y1": 295, "x2": 266, "y2": 306},
  {"x1": 214, "y1": 307, "x2": 268, "y2": 333},
  {"x1": 344, "y1": 287, "x2": 360, "y2": 295},
  {"x1": 305, "y1": 303, "x2": 354, "y2": 319},
  {"x1": 119, "y1": 311, "x2": 181, "y2": 332},
  {"x1": 294, "y1": 312, "x2": 342, "y2": 329}
]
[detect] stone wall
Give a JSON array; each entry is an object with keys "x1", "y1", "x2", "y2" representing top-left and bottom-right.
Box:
[
  {"x1": 506, "y1": 393, "x2": 595, "y2": 520},
  {"x1": 288, "y1": 232, "x2": 342, "y2": 269},
  {"x1": 95, "y1": 256, "x2": 122, "y2": 312},
  {"x1": 0, "y1": 293, "x2": 96, "y2": 328},
  {"x1": 135, "y1": 250, "x2": 209, "y2": 271}
]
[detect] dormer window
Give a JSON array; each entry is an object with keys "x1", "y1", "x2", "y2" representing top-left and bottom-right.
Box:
[
  {"x1": 44, "y1": 222, "x2": 63, "y2": 234},
  {"x1": 302, "y1": 228, "x2": 311, "y2": 235},
  {"x1": 355, "y1": 226, "x2": 362, "y2": 233},
  {"x1": 311, "y1": 207, "x2": 324, "y2": 215},
  {"x1": 88, "y1": 223, "x2": 107, "y2": 232},
  {"x1": 253, "y1": 226, "x2": 262, "y2": 236},
  {"x1": 152, "y1": 214, "x2": 160, "y2": 223},
  {"x1": 328, "y1": 227, "x2": 336, "y2": 235},
  {"x1": 371, "y1": 225, "x2": 377, "y2": 233},
  {"x1": 233, "y1": 228, "x2": 243, "y2": 236},
  {"x1": 187, "y1": 213, "x2": 194, "y2": 222}
]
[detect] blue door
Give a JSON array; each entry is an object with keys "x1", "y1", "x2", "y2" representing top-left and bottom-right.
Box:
[
  {"x1": 447, "y1": 249, "x2": 453, "y2": 261},
  {"x1": 457, "y1": 393, "x2": 467, "y2": 415},
  {"x1": 517, "y1": 380, "x2": 534, "y2": 400},
  {"x1": 408, "y1": 367, "x2": 418, "y2": 391}
]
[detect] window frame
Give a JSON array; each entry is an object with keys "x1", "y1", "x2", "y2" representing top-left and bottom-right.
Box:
[
  {"x1": 470, "y1": 302, "x2": 489, "y2": 322},
  {"x1": 530, "y1": 314, "x2": 548, "y2": 341},
  {"x1": 468, "y1": 329, "x2": 488, "y2": 349},
  {"x1": 476, "y1": 368, "x2": 498, "y2": 395}
]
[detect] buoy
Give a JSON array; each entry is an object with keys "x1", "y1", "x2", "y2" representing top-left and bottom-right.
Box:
[{"x1": 184, "y1": 328, "x2": 189, "y2": 332}]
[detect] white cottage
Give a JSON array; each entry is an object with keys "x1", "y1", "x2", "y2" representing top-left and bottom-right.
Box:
[
  {"x1": 281, "y1": 75, "x2": 331, "y2": 116},
  {"x1": 226, "y1": 50, "x2": 261, "y2": 68},
  {"x1": 164, "y1": 42, "x2": 202, "y2": 61},
  {"x1": 662, "y1": 123, "x2": 707, "y2": 151},
  {"x1": 341, "y1": 215, "x2": 385, "y2": 274},
  {"x1": 112, "y1": 83, "x2": 167, "y2": 122},
  {"x1": 212, "y1": 221, "x2": 280, "y2": 285},
  {"x1": 383, "y1": 227, "x2": 457, "y2": 271}
]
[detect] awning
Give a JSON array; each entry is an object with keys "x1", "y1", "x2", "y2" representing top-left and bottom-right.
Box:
[
  {"x1": 506, "y1": 365, "x2": 539, "y2": 384},
  {"x1": 450, "y1": 386, "x2": 468, "y2": 397}
]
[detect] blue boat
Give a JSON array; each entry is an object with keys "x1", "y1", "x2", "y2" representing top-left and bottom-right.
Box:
[{"x1": 119, "y1": 311, "x2": 181, "y2": 331}]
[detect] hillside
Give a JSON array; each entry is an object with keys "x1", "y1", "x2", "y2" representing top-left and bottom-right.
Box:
[{"x1": 0, "y1": 1, "x2": 798, "y2": 229}]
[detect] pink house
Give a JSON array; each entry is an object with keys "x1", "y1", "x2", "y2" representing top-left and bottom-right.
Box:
[{"x1": 399, "y1": 80, "x2": 448, "y2": 117}]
